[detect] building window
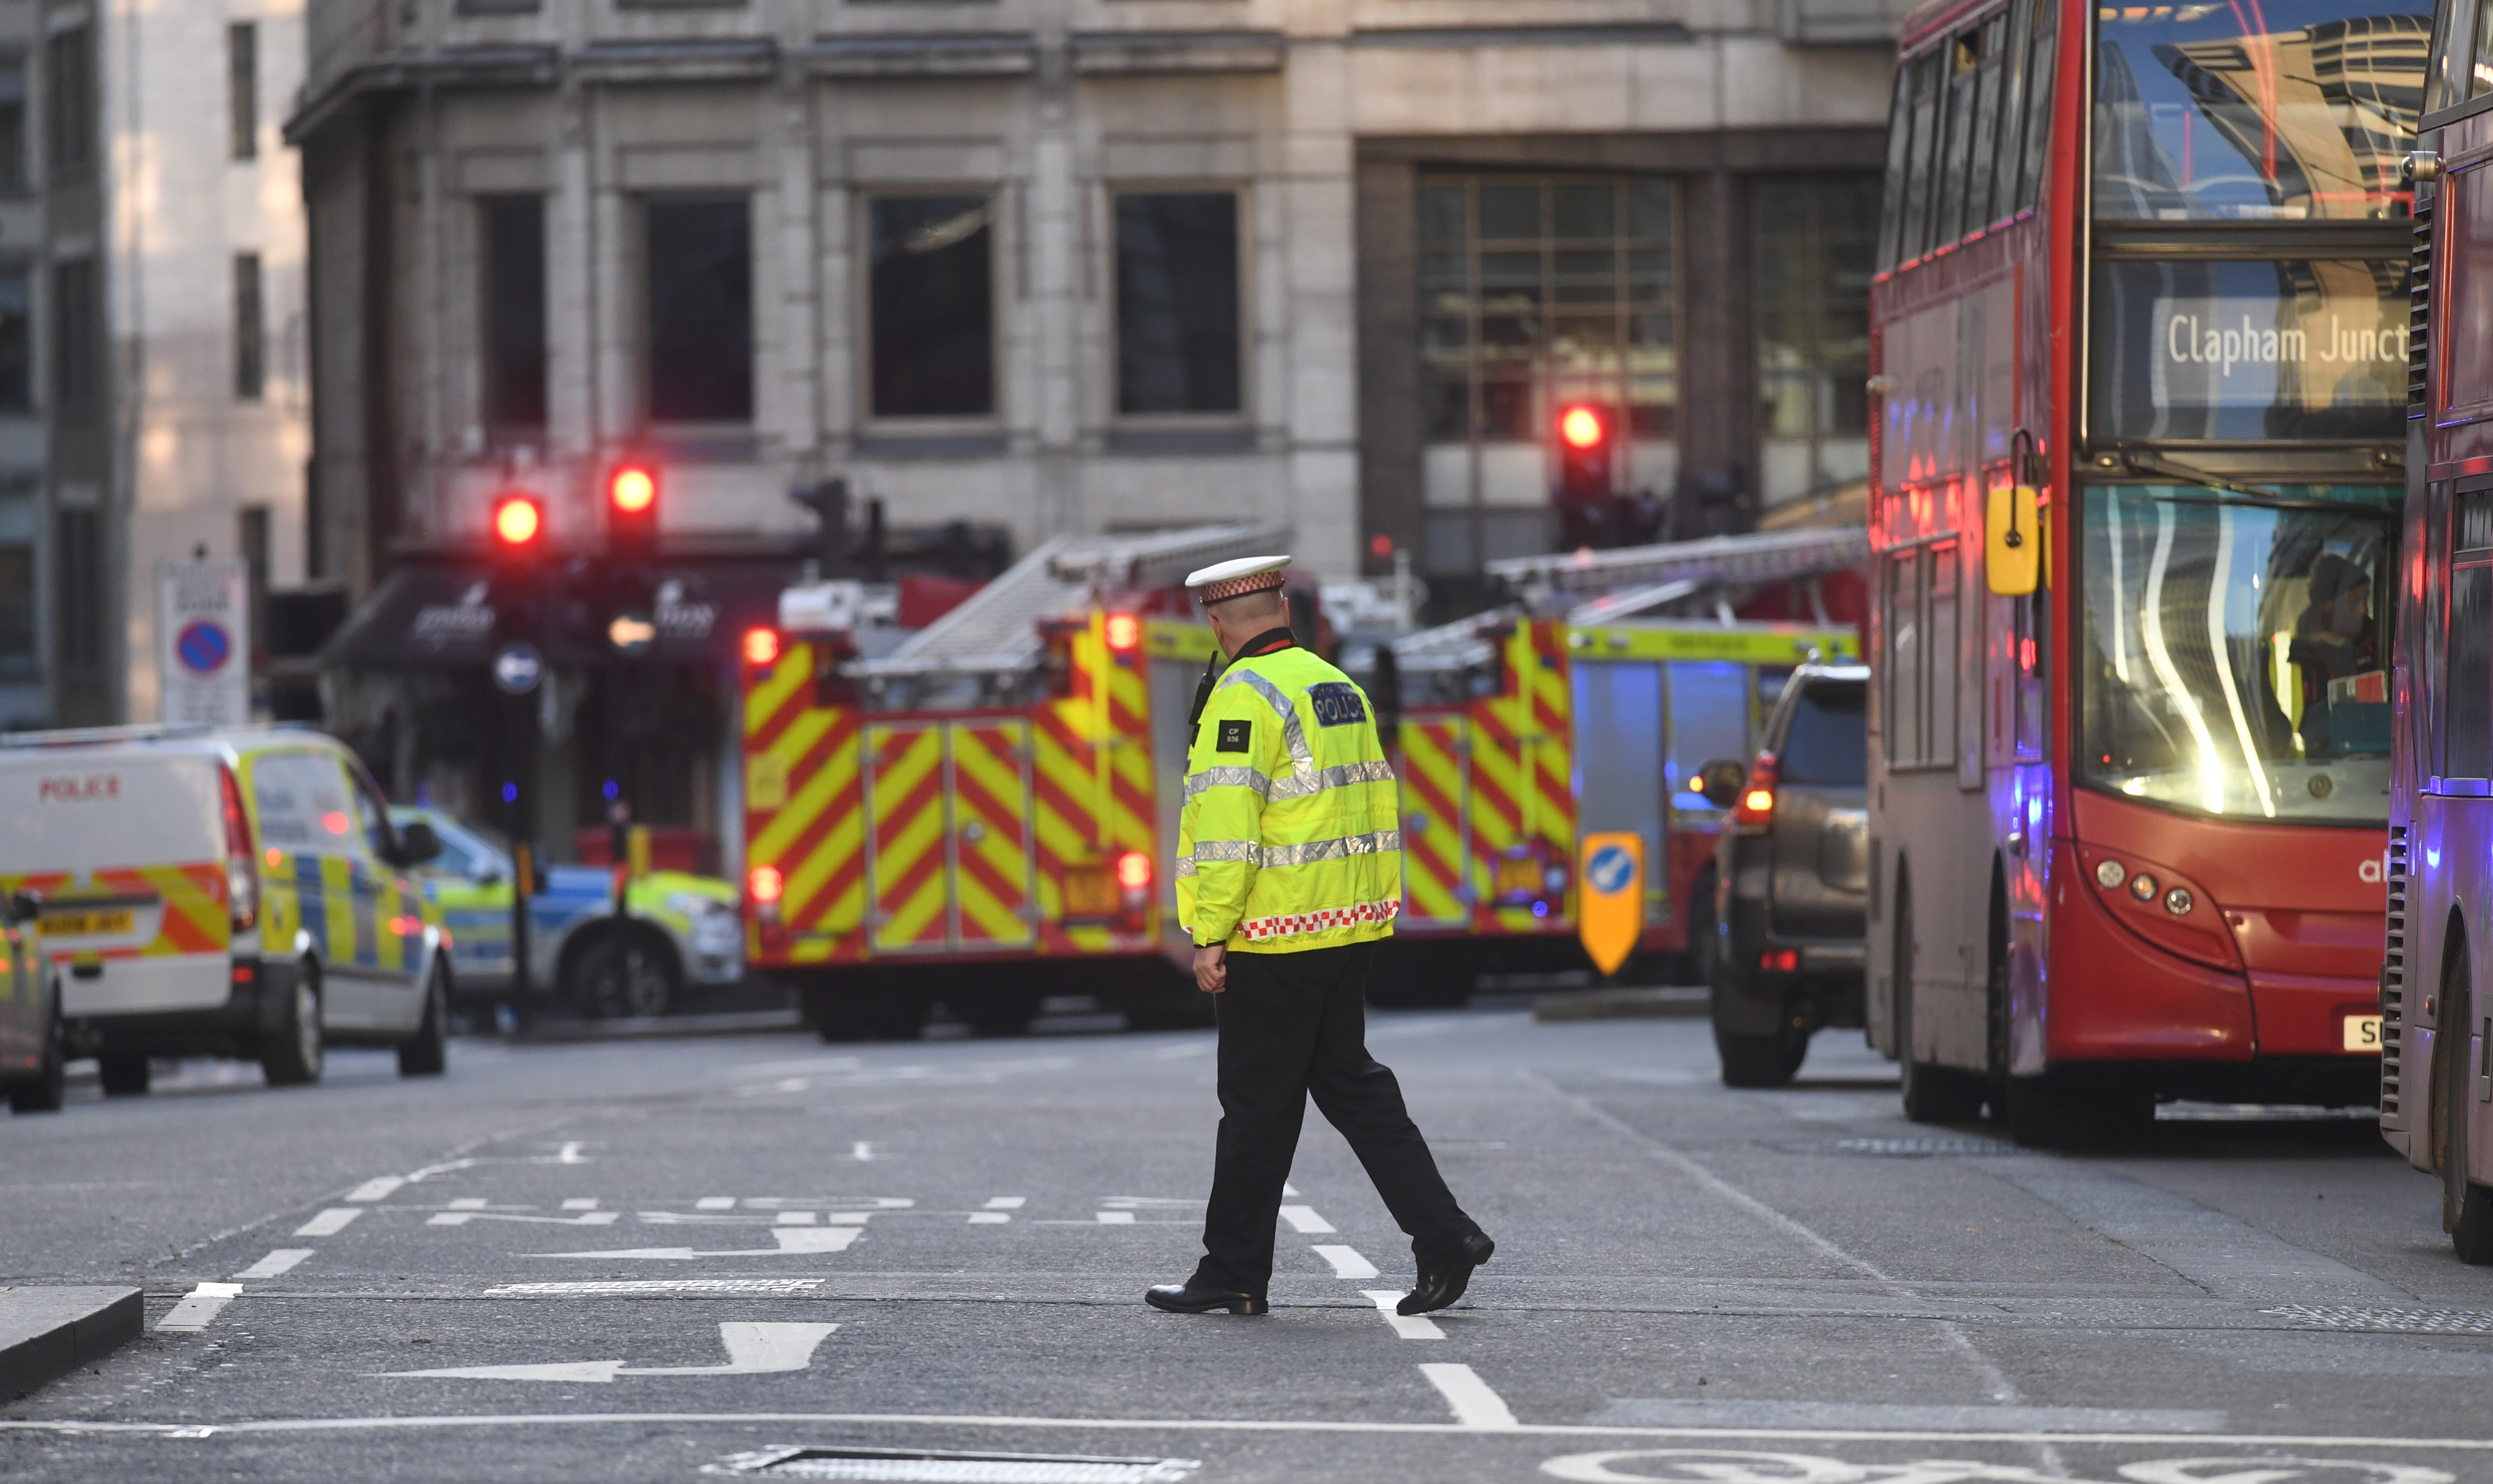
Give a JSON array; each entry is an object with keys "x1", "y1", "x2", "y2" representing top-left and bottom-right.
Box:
[
  {"x1": 1416, "y1": 174, "x2": 1677, "y2": 569},
  {"x1": 227, "y1": 23, "x2": 257, "y2": 162},
  {"x1": 0, "y1": 486, "x2": 31, "y2": 671},
  {"x1": 644, "y1": 197, "x2": 751, "y2": 424},
  {"x1": 1115, "y1": 192, "x2": 1241, "y2": 417},
  {"x1": 481, "y1": 196, "x2": 546, "y2": 429},
  {"x1": 0, "y1": 55, "x2": 26, "y2": 191},
  {"x1": 239, "y1": 504, "x2": 269, "y2": 658},
  {"x1": 234, "y1": 253, "x2": 265, "y2": 401},
  {"x1": 0, "y1": 266, "x2": 27, "y2": 409},
  {"x1": 53, "y1": 258, "x2": 99, "y2": 417},
  {"x1": 1756, "y1": 175, "x2": 1879, "y2": 508},
  {"x1": 45, "y1": 26, "x2": 91, "y2": 178},
  {"x1": 53, "y1": 505, "x2": 98, "y2": 673},
  {"x1": 869, "y1": 194, "x2": 994, "y2": 420}
]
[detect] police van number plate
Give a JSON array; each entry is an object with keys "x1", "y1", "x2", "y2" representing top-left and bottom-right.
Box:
[
  {"x1": 42, "y1": 908, "x2": 135, "y2": 938},
  {"x1": 2342, "y1": 1015, "x2": 2383, "y2": 1053}
]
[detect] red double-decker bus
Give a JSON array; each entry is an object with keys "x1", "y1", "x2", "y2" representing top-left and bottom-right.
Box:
[
  {"x1": 2386, "y1": 0, "x2": 2493, "y2": 1262},
  {"x1": 1869, "y1": 0, "x2": 2420, "y2": 1143}
]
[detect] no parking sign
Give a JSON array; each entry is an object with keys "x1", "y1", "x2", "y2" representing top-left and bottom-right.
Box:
[{"x1": 158, "y1": 558, "x2": 251, "y2": 725}]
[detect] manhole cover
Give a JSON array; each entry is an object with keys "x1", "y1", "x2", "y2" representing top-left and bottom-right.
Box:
[
  {"x1": 1780, "y1": 1137, "x2": 2021, "y2": 1157},
  {"x1": 2261, "y1": 1304, "x2": 2493, "y2": 1334},
  {"x1": 708, "y1": 1446, "x2": 1202, "y2": 1482}
]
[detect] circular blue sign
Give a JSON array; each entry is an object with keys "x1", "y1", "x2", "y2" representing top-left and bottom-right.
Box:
[
  {"x1": 492, "y1": 643, "x2": 544, "y2": 695},
  {"x1": 175, "y1": 619, "x2": 231, "y2": 676},
  {"x1": 1587, "y1": 843, "x2": 1636, "y2": 896}
]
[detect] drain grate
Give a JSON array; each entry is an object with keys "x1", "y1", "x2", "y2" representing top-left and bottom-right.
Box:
[
  {"x1": 2261, "y1": 1304, "x2": 2493, "y2": 1335},
  {"x1": 707, "y1": 1446, "x2": 1202, "y2": 1482},
  {"x1": 1780, "y1": 1136, "x2": 2022, "y2": 1157}
]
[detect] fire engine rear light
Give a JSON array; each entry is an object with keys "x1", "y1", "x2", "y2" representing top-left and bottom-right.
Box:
[
  {"x1": 1732, "y1": 754, "x2": 1779, "y2": 829},
  {"x1": 744, "y1": 627, "x2": 782, "y2": 667},
  {"x1": 1760, "y1": 949, "x2": 1799, "y2": 972},
  {"x1": 1104, "y1": 613, "x2": 1142, "y2": 653},
  {"x1": 1115, "y1": 851, "x2": 1152, "y2": 891},
  {"x1": 218, "y1": 764, "x2": 259, "y2": 932},
  {"x1": 749, "y1": 865, "x2": 784, "y2": 906}
]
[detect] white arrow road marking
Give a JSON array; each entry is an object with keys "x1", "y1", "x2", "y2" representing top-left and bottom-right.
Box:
[
  {"x1": 1279, "y1": 1206, "x2": 1334, "y2": 1234},
  {"x1": 429, "y1": 1210, "x2": 623, "y2": 1227},
  {"x1": 1312, "y1": 1245, "x2": 1378, "y2": 1279},
  {"x1": 536, "y1": 1226, "x2": 864, "y2": 1261},
  {"x1": 156, "y1": 1283, "x2": 243, "y2": 1333},
  {"x1": 1418, "y1": 1363, "x2": 1517, "y2": 1429},
  {"x1": 1362, "y1": 1290, "x2": 1444, "y2": 1340},
  {"x1": 294, "y1": 1208, "x2": 362, "y2": 1237},
  {"x1": 234, "y1": 1249, "x2": 313, "y2": 1280},
  {"x1": 384, "y1": 1322, "x2": 836, "y2": 1382}
]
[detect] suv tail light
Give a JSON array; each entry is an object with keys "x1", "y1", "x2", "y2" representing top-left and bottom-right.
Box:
[
  {"x1": 218, "y1": 764, "x2": 259, "y2": 931},
  {"x1": 1732, "y1": 752, "x2": 1779, "y2": 831}
]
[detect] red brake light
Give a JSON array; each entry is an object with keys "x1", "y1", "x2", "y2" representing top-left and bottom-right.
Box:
[
  {"x1": 492, "y1": 493, "x2": 542, "y2": 547},
  {"x1": 1104, "y1": 613, "x2": 1141, "y2": 653},
  {"x1": 218, "y1": 765, "x2": 259, "y2": 931},
  {"x1": 1733, "y1": 753, "x2": 1779, "y2": 828},
  {"x1": 1115, "y1": 851, "x2": 1152, "y2": 890},
  {"x1": 743, "y1": 627, "x2": 782, "y2": 667},
  {"x1": 748, "y1": 865, "x2": 784, "y2": 905},
  {"x1": 1559, "y1": 404, "x2": 1605, "y2": 450}
]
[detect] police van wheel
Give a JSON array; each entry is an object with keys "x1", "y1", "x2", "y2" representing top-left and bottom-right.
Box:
[
  {"x1": 98, "y1": 1055, "x2": 151, "y2": 1097},
  {"x1": 262, "y1": 966, "x2": 326, "y2": 1088},
  {"x1": 398, "y1": 965, "x2": 450, "y2": 1078}
]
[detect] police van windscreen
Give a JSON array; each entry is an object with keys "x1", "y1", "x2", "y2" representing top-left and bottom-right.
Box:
[
  {"x1": 1778, "y1": 684, "x2": 1868, "y2": 787},
  {"x1": 0, "y1": 751, "x2": 226, "y2": 873}
]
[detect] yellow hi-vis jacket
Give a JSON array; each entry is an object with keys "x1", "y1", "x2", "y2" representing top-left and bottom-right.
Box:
[{"x1": 1176, "y1": 640, "x2": 1403, "y2": 953}]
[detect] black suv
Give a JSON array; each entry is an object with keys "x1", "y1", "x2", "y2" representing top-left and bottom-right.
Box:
[{"x1": 1698, "y1": 663, "x2": 1869, "y2": 1087}]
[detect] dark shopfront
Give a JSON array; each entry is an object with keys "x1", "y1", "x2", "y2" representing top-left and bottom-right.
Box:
[{"x1": 320, "y1": 553, "x2": 796, "y2": 871}]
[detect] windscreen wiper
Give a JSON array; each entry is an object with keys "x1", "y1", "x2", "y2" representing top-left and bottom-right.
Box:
[{"x1": 2115, "y1": 448, "x2": 2282, "y2": 500}]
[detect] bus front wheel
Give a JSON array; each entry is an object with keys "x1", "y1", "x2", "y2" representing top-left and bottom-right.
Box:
[{"x1": 2440, "y1": 950, "x2": 2493, "y2": 1263}]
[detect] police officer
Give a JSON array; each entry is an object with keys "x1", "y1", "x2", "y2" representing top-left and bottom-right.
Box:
[{"x1": 1146, "y1": 554, "x2": 1495, "y2": 1319}]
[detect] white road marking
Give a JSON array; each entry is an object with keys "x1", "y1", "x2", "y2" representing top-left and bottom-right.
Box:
[
  {"x1": 1096, "y1": 1211, "x2": 1136, "y2": 1224},
  {"x1": 345, "y1": 1177, "x2": 405, "y2": 1203},
  {"x1": 557, "y1": 1142, "x2": 588, "y2": 1163},
  {"x1": 852, "y1": 1142, "x2": 874, "y2": 1161},
  {"x1": 1279, "y1": 1205, "x2": 1334, "y2": 1234},
  {"x1": 385, "y1": 1322, "x2": 836, "y2": 1382},
  {"x1": 697, "y1": 1197, "x2": 736, "y2": 1210},
  {"x1": 561, "y1": 1199, "x2": 599, "y2": 1211},
  {"x1": 1362, "y1": 1290, "x2": 1444, "y2": 1340},
  {"x1": 828, "y1": 1212, "x2": 872, "y2": 1225},
  {"x1": 429, "y1": 1210, "x2": 623, "y2": 1227},
  {"x1": 985, "y1": 1196, "x2": 1026, "y2": 1209},
  {"x1": 1419, "y1": 1363, "x2": 1518, "y2": 1429},
  {"x1": 1312, "y1": 1245, "x2": 1378, "y2": 1279},
  {"x1": 969, "y1": 1213, "x2": 1011, "y2": 1224},
  {"x1": 482, "y1": 1280, "x2": 823, "y2": 1296},
  {"x1": 537, "y1": 1226, "x2": 864, "y2": 1260},
  {"x1": 156, "y1": 1283, "x2": 243, "y2": 1333},
  {"x1": 776, "y1": 1211, "x2": 818, "y2": 1225},
  {"x1": 1283, "y1": 1183, "x2": 1300, "y2": 1197},
  {"x1": 293, "y1": 1208, "x2": 362, "y2": 1237},
  {"x1": 448, "y1": 1198, "x2": 490, "y2": 1210},
  {"x1": 234, "y1": 1249, "x2": 312, "y2": 1280}
]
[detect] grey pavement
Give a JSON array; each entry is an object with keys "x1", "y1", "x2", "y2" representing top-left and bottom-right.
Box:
[{"x1": 2, "y1": 1007, "x2": 2490, "y2": 1484}]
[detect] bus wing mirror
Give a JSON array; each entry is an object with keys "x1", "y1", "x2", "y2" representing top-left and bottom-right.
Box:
[
  {"x1": 1987, "y1": 483, "x2": 2041, "y2": 596},
  {"x1": 1695, "y1": 759, "x2": 1746, "y2": 809}
]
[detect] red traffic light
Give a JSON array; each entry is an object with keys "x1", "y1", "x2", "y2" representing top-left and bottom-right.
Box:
[
  {"x1": 609, "y1": 463, "x2": 657, "y2": 515},
  {"x1": 492, "y1": 493, "x2": 543, "y2": 548},
  {"x1": 1558, "y1": 404, "x2": 1607, "y2": 450}
]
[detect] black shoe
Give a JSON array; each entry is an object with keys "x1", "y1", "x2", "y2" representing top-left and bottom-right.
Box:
[
  {"x1": 1398, "y1": 1232, "x2": 1495, "y2": 1316},
  {"x1": 1145, "y1": 1281, "x2": 1268, "y2": 1315}
]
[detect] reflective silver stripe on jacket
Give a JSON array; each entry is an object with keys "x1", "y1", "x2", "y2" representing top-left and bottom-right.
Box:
[
  {"x1": 1218, "y1": 668, "x2": 1315, "y2": 781},
  {"x1": 1176, "y1": 829, "x2": 1403, "y2": 873},
  {"x1": 1184, "y1": 758, "x2": 1396, "y2": 801}
]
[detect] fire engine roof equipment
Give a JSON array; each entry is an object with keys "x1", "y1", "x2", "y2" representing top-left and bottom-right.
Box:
[{"x1": 1485, "y1": 526, "x2": 1872, "y2": 618}]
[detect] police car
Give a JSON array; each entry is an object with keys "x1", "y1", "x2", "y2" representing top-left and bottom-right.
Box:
[{"x1": 390, "y1": 807, "x2": 742, "y2": 1018}]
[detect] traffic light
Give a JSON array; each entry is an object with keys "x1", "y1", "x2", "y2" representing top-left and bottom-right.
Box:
[
  {"x1": 491, "y1": 492, "x2": 545, "y2": 560},
  {"x1": 1556, "y1": 402, "x2": 1613, "y2": 502},
  {"x1": 607, "y1": 462, "x2": 658, "y2": 556}
]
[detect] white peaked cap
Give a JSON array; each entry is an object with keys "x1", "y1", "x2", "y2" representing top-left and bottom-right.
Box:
[{"x1": 1183, "y1": 554, "x2": 1292, "y2": 603}]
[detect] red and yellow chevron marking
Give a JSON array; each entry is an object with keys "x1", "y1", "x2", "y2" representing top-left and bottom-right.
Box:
[
  {"x1": 866, "y1": 722, "x2": 949, "y2": 954},
  {"x1": 952, "y1": 721, "x2": 1036, "y2": 948},
  {"x1": 743, "y1": 639, "x2": 868, "y2": 966},
  {"x1": 1397, "y1": 716, "x2": 1471, "y2": 927},
  {"x1": 1, "y1": 862, "x2": 229, "y2": 961},
  {"x1": 1031, "y1": 619, "x2": 1156, "y2": 955}
]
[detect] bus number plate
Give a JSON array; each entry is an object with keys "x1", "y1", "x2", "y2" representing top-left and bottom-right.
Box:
[
  {"x1": 2343, "y1": 1015, "x2": 2383, "y2": 1053},
  {"x1": 41, "y1": 909, "x2": 134, "y2": 938}
]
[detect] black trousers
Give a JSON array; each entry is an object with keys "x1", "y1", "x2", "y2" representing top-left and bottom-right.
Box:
[{"x1": 1193, "y1": 941, "x2": 1477, "y2": 1295}]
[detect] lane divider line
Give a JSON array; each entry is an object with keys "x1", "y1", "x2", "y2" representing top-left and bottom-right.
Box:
[
  {"x1": 968, "y1": 1213, "x2": 1011, "y2": 1224},
  {"x1": 697, "y1": 1197, "x2": 736, "y2": 1210},
  {"x1": 1095, "y1": 1211, "x2": 1136, "y2": 1225},
  {"x1": 1313, "y1": 1245, "x2": 1378, "y2": 1280},
  {"x1": 985, "y1": 1197, "x2": 1026, "y2": 1209},
  {"x1": 1279, "y1": 1206, "x2": 1335, "y2": 1234},
  {"x1": 234, "y1": 1250, "x2": 312, "y2": 1280},
  {"x1": 156, "y1": 1284, "x2": 243, "y2": 1334},
  {"x1": 345, "y1": 1177, "x2": 405, "y2": 1203},
  {"x1": 1361, "y1": 1290, "x2": 1444, "y2": 1340},
  {"x1": 1419, "y1": 1363, "x2": 1519, "y2": 1429},
  {"x1": 293, "y1": 1208, "x2": 362, "y2": 1237},
  {"x1": 561, "y1": 1199, "x2": 599, "y2": 1211}
]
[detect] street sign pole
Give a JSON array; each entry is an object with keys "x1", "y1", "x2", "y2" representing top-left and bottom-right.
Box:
[{"x1": 494, "y1": 640, "x2": 546, "y2": 1021}]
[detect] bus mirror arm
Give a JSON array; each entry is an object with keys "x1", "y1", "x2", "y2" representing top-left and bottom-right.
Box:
[{"x1": 2115, "y1": 446, "x2": 2281, "y2": 501}]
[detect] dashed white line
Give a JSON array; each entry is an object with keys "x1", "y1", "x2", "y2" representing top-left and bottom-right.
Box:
[
  {"x1": 851, "y1": 1141, "x2": 875, "y2": 1162},
  {"x1": 968, "y1": 1213, "x2": 1010, "y2": 1224},
  {"x1": 1095, "y1": 1211, "x2": 1136, "y2": 1225},
  {"x1": 1420, "y1": 1363, "x2": 1518, "y2": 1429},
  {"x1": 345, "y1": 1177, "x2": 405, "y2": 1203},
  {"x1": 556, "y1": 1141, "x2": 588, "y2": 1163},
  {"x1": 984, "y1": 1196, "x2": 1026, "y2": 1209},
  {"x1": 448, "y1": 1198, "x2": 490, "y2": 1211},
  {"x1": 1362, "y1": 1290, "x2": 1444, "y2": 1340},
  {"x1": 156, "y1": 1283, "x2": 243, "y2": 1334},
  {"x1": 776, "y1": 1211, "x2": 818, "y2": 1225},
  {"x1": 234, "y1": 1249, "x2": 312, "y2": 1280},
  {"x1": 1279, "y1": 1205, "x2": 1335, "y2": 1234},
  {"x1": 1282, "y1": 1182, "x2": 1300, "y2": 1197},
  {"x1": 561, "y1": 1198, "x2": 599, "y2": 1210},
  {"x1": 1312, "y1": 1245, "x2": 1378, "y2": 1279},
  {"x1": 697, "y1": 1196, "x2": 736, "y2": 1210},
  {"x1": 293, "y1": 1208, "x2": 362, "y2": 1237}
]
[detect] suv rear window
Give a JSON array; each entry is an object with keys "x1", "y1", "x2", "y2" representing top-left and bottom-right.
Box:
[{"x1": 1777, "y1": 683, "x2": 1867, "y2": 786}]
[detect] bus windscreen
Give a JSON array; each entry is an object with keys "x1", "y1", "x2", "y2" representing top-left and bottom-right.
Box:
[
  {"x1": 2079, "y1": 484, "x2": 2397, "y2": 823},
  {"x1": 2094, "y1": 0, "x2": 2430, "y2": 222}
]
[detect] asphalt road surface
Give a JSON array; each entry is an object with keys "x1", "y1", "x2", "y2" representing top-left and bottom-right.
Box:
[{"x1": 4, "y1": 1006, "x2": 2490, "y2": 1484}]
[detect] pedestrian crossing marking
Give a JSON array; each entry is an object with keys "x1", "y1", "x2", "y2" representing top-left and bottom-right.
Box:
[
  {"x1": 1279, "y1": 1205, "x2": 1334, "y2": 1234},
  {"x1": 1362, "y1": 1290, "x2": 1443, "y2": 1340},
  {"x1": 536, "y1": 1226, "x2": 864, "y2": 1260}
]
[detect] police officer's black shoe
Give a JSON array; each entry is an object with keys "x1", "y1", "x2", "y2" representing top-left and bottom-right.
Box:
[
  {"x1": 1398, "y1": 1232, "x2": 1495, "y2": 1316},
  {"x1": 1145, "y1": 1280, "x2": 1268, "y2": 1315}
]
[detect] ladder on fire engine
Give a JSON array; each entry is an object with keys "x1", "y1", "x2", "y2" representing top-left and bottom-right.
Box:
[
  {"x1": 858, "y1": 522, "x2": 1291, "y2": 678},
  {"x1": 1483, "y1": 525, "x2": 1872, "y2": 623}
]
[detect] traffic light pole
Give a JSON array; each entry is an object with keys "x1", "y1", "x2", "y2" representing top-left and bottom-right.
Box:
[{"x1": 505, "y1": 682, "x2": 537, "y2": 1022}]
